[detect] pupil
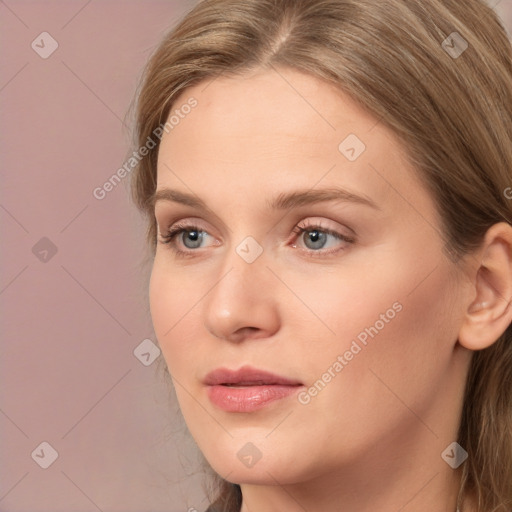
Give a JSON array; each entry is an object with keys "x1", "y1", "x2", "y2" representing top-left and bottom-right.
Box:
[{"x1": 309, "y1": 230, "x2": 320, "y2": 242}]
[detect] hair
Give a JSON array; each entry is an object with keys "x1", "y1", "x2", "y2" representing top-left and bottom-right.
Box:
[{"x1": 129, "y1": 0, "x2": 512, "y2": 510}]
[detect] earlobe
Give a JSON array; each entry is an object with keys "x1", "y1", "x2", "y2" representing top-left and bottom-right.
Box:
[{"x1": 458, "y1": 222, "x2": 512, "y2": 351}]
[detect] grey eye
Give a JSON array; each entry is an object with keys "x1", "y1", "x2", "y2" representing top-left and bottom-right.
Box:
[
  {"x1": 181, "y1": 230, "x2": 204, "y2": 249},
  {"x1": 302, "y1": 229, "x2": 328, "y2": 250}
]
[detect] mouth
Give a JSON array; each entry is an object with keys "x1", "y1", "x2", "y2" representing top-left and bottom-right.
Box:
[
  {"x1": 203, "y1": 366, "x2": 304, "y2": 413},
  {"x1": 203, "y1": 365, "x2": 303, "y2": 387},
  {"x1": 221, "y1": 382, "x2": 281, "y2": 387}
]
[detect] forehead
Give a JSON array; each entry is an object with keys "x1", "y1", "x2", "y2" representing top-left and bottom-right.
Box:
[
  {"x1": 161, "y1": 68, "x2": 384, "y2": 156},
  {"x1": 155, "y1": 67, "x2": 436, "y2": 224}
]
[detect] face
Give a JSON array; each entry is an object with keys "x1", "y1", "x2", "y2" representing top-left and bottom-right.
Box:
[{"x1": 150, "y1": 68, "x2": 469, "y2": 486}]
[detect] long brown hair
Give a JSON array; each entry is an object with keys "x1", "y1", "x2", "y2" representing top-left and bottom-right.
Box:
[{"x1": 129, "y1": 1, "x2": 512, "y2": 510}]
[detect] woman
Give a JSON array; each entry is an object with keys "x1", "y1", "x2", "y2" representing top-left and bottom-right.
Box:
[{"x1": 130, "y1": 0, "x2": 512, "y2": 510}]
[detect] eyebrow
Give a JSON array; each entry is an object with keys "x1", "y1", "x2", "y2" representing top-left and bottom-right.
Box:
[{"x1": 152, "y1": 186, "x2": 380, "y2": 211}]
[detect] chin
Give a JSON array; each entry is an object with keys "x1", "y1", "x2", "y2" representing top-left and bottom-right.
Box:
[{"x1": 199, "y1": 439, "x2": 312, "y2": 487}]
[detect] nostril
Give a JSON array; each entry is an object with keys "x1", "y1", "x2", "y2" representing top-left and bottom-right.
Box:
[{"x1": 237, "y1": 326, "x2": 261, "y2": 338}]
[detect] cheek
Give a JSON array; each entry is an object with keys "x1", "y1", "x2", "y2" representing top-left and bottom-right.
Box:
[
  {"x1": 149, "y1": 266, "x2": 215, "y2": 449},
  {"x1": 306, "y1": 251, "x2": 459, "y2": 426},
  {"x1": 289, "y1": 236, "x2": 459, "y2": 391},
  {"x1": 149, "y1": 261, "x2": 198, "y2": 376},
  {"x1": 149, "y1": 262, "x2": 172, "y2": 341},
  {"x1": 275, "y1": 260, "x2": 459, "y2": 472}
]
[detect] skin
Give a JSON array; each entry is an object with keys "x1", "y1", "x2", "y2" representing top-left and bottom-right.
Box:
[{"x1": 149, "y1": 67, "x2": 512, "y2": 512}]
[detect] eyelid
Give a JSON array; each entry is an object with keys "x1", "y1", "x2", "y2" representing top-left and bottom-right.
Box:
[
  {"x1": 157, "y1": 217, "x2": 217, "y2": 241},
  {"x1": 292, "y1": 218, "x2": 354, "y2": 238}
]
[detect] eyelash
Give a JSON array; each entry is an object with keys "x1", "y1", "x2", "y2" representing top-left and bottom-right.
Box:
[{"x1": 158, "y1": 221, "x2": 355, "y2": 258}]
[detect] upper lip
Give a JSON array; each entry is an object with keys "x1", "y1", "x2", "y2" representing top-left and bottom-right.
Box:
[{"x1": 203, "y1": 365, "x2": 303, "y2": 386}]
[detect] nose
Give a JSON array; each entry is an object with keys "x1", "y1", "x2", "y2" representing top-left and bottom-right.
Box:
[{"x1": 202, "y1": 244, "x2": 281, "y2": 343}]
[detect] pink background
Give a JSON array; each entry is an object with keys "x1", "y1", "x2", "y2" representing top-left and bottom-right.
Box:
[{"x1": 1, "y1": 1, "x2": 511, "y2": 511}]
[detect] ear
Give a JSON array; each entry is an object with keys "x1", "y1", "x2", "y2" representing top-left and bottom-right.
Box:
[{"x1": 458, "y1": 222, "x2": 512, "y2": 351}]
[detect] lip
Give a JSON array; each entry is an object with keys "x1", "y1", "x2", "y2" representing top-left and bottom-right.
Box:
[{"x1": 204, "y1": 365, "x2": 303, "y2": 413}]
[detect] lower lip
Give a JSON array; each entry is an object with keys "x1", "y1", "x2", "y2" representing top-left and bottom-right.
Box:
[{"x1": 207, "y1": 384, "x2": 302, "y2": 412}]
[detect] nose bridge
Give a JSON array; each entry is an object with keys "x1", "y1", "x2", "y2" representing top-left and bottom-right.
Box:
[
  {"x1": 216, "y1": 232, "x2": 268, "y2": 295},
  {"x1": 202, "y1": 236, "x2": 280, "y2": 341}
]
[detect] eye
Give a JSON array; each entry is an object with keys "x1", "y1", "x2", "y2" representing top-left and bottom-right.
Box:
[
  {"x1": 290, "y1": 220, "x2": 354, "y2": 256},
  {"x1": 158, "y1": 221, "x2": 216, "y2": 257}
]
